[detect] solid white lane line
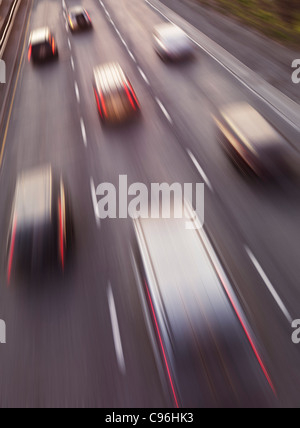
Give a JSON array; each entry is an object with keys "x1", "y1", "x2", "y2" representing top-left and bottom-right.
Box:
[
  {"x1": 187, "y1": 149, "x2": 214, "y2": 192},
  {"x1": 90, "y1": 178, "x2": 100, "y2": 228},
  {"x1": 245, "y1": 246, "x2": 293, "y2": 324},
  {"x1": 107, "y1": 283, "x2": 126, "y2": 374},
  {"x1": 70, "y1": 56, "x2": 75, "y2": 71},
  {"x1": 80, "y1": 117, "x2": 87, "y2": 147},
  {"x1": 155, "y1": 97, "x2": 173, "y2": 124},
  {"x1": 138, "y1": 67, "x2": 150, "y2": 85},
  {"x1": 75, "y1": 82, "x2": 80, "y2": 103}
]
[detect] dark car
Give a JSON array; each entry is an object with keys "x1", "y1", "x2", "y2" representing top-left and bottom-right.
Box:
[
  {"x1": 214, "y1": 102, "x2": 289, "y2": 178},
  {"x1": 93, "y1": 62, "x2": 140, "y2": 125},
  {"x1": 7, "y1": 166, "x2": 73, "y2": 282},
  {"x1": 67, "y1": 6, "x2": 92, "y2": 32},
  {"x1": 28, "y1": 27, "x2": 59, "y2": 64}
]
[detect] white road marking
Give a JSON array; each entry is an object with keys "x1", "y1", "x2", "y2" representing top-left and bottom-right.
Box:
[
  {"x1": 107, "y1": 283, "x2": 126, "y2": 374},
  {"x1": 90, "y1": 178, "x2": 101, "y2": 228},
  {"x1": 245, "y1": 246, "x2": 293, "y2": 324},
  {"x1": 80, "y1": 117, "x2": 87, "y2": 147},
  {"x1": 68, "y1": 38, "x2": 71, "y2": 50},
  {"x1": 122, "y1": 39, "x2": 128, "y2": 49},
  {"x1": 155, "y1": 97, "x2": 173, "y2": 124},
  {"x1": 75, "y1": 82, "x2": 80, "y2": 103},
  {"x1": 129, "y1": 51, "x2": 136, "y2": 62},
  {"x1": 70, "y1": 56, "x2": 75, "y2": 71},
  {"x1": 138, "y1": 67, "x2": 150, "y2": 85},
  {"x1": 187, "y1": 149, "x2": 214, "y2": 192}
]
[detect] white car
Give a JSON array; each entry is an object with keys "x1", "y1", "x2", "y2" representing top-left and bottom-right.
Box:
[{"x1": 153, "y1": 23, "x2": 193, "y2": 61}]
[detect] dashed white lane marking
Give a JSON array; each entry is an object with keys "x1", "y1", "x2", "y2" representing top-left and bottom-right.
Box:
[
  {"x1": 245, "y1": 247, "x2": 293, "y2": 324},
  {"x1": 75, "y1": 82, "x2": 80, "y2": 103},
  {"x1": 90, "y1": 177, "x2": 101, "y2": 228},
  {"x1": 138, "y1": 67, "x2": 150, "y2": 85},
  {"x1": 129, "y1": 51, "x2": 136, "y2": 62},
  {"x1": 68, "y1": 38, "x2": 71, "y2": 50},
  {"x1": 155, "y1": 97, "x2": 173, "y2": 124},
  {"x1": 70, "y1": 56, "x2": 75, "y2": 71},
  {"x1": 80, "y1": 117, "x2": 87, "y2": 147},
  {"x1": 187, "y1": 149, "x2": 214, "y2": 192},
  {"x1": 107, "y1": 283, "x2": 126, "y2": 374}
]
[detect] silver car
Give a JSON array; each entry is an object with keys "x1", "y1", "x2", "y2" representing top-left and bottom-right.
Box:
[
  {"x1": 214, "y1": 102, "x2": 290, "y2": 178},
  {"x1": 153, "y1": 23, "x2": 194, "y2": 61},
  {"x1": 133, "y1": 200, "x2": 274, "y2": 407}
]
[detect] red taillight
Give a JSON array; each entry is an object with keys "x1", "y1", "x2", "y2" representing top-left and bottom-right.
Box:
[
  {"x1": 123, "y1": 83, "x2": 136, "y2": 111},
  {"x1": 28, "y1": 44, "x2": 32, "y2": 61},
  {"x1": 52, "y1": 39, "x2": 55, "y2": 55},
  {"x1": 128, "y1": 82, "x2": 139, "y2": 107},
  {"x1": 85, "y1": 10, "x2": 91, "y2": 22},
  {"x1": 59, "y1": 200, "x2": 64, "y2": 270},
  {"x1": 94, "y1": 89, "x2": 102, "y2": 117},
  {"x1": 99, "y1": 89, "x2": 108, "y2": 118}
]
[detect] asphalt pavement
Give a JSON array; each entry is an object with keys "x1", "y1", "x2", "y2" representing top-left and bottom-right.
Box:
[{"x1": 0, "y1": 0, "x2": 300, "y2": 407}]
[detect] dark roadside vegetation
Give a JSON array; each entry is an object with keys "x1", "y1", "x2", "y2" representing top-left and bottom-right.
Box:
[{"x1": 197, "y1": 0, "x2": 300, "y2": 45}]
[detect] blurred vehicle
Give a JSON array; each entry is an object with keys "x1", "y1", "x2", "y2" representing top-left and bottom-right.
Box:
[
  {"x1": 214, "y1": 103, "x2": 289, "y2": 178},
  {"x1": 67, "y1": 6, "x2": 93, "y2": 32},
  {"x1": 93, "y1": 62, "x2": 140, "y2": 125},
  {"x1": 7, "y1": 166, "x2": 73, "y2": 282},
  {"x1": 153, "y1": 23, "x2": 194, "y2": 62},
  {"x1": 28, "y1": 27, "x2": 58, "y2": 64},
  {"x1": 133, "y1": 200, "x2": 274, "y2": 407}
]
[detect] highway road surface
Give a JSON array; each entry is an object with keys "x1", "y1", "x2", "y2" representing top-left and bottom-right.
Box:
[{"x1": 0, "y1": 0, "x2": 300, "y2": 407}]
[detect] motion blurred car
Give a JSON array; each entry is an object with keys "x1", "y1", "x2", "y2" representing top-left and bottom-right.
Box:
[
  {"x1": 133, "y1": 200, "x2": 274, "y2": 407},
  {"x1": 7, "y1": 166, "x2": 73, "y2": 282},
  {"x1": 153, "y1": 23, "x2": 194, "y2": 62},
  {"x1": 93, "y1": 62, "x2": 140, "y2": 125},
  {"x1": 67, "y1": 6, "x2": 92, "y2": 32},
  {"x1": 214, "y1": 103, "x2": 290, "y2": 178},
  {"x1": 28, "y1": 27, "x2": 59, "y2": 64}
]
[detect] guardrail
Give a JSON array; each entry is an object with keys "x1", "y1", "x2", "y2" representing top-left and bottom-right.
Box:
[{"x1": 0, "y1": 0, "x2": 21, "y2": 58}]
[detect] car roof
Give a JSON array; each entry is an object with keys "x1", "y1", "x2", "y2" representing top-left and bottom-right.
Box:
[
  {"x1": 134, "y1": 201, "x2": 232, "y2": 337},
  {"x1": 13, "y1": 166, "x2": 53, "y2": 227},
  {"x1": 154, "y1": 23, "x2": 186, "y2": 39},
  {"x1": 30, "y1": 27, "x2": 51, "y2": 45},
  {"x1": 220, "y1": 103, "x2": 284, "y2": 150},
  {"x1": 94, "y1": 62, "x2": 127, "y2": 94},
  {"x1": 69, "y1": 6, "x2": 85, "y2": 15}
]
